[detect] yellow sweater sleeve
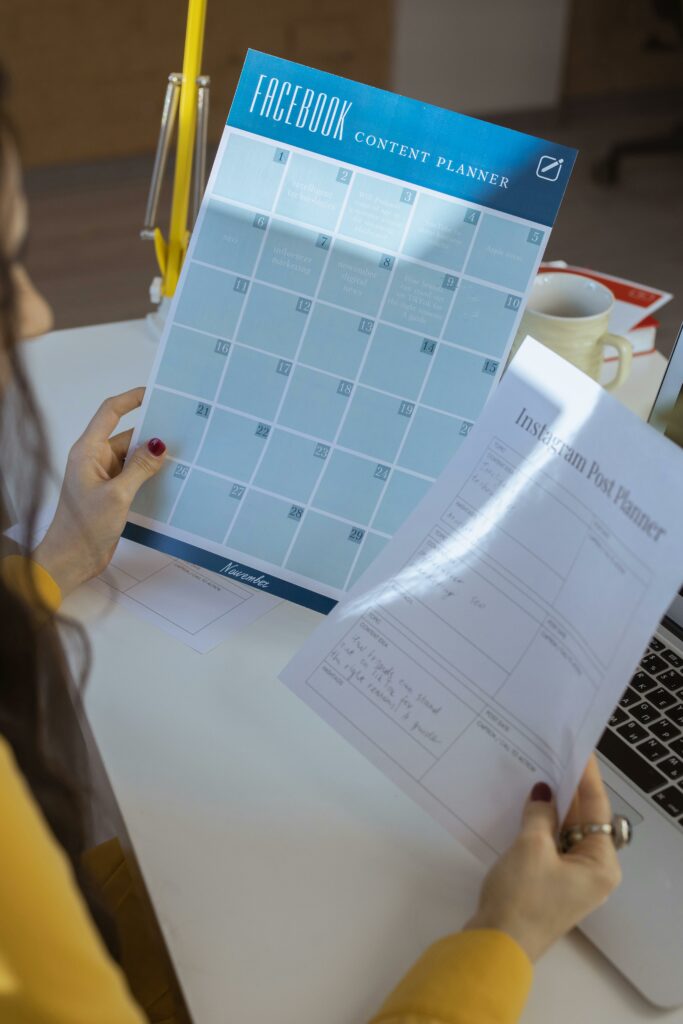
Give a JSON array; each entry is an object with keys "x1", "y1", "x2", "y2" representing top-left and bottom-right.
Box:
[
  {"x1": 1, "y1": 555, "x2": 62, "y2": 613},
  {"x1": 368, "y1": 930, "x2": 533, "y2": 1024},
  {"x1": 0, "y1": 737, "x2": 146, "y2": 1024}
]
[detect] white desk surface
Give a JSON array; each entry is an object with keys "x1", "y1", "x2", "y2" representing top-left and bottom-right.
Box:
[{"x1": 20, "y1": 320, "x2": 678, "y2": 1024}]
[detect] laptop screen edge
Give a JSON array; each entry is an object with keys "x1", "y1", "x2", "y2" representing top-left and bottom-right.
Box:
[{"x1": 648, "y1": 323, "x2": 683, "y2": 633}]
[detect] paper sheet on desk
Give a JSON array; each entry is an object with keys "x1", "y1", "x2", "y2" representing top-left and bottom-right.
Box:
[
  {"x1": 6, "y1": 514, "x2": 278, "y2": 653},
  {"x1": 89, "y1": 538, "x2": 279, "y2": 652},
  {"x1": 281, "y1": 337, "x2": 683, "y2": 863}
]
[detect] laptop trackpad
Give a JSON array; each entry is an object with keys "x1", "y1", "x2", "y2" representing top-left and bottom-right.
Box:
[{"x1": 603, "y1": 783, "x2": 644, "y2": 826}]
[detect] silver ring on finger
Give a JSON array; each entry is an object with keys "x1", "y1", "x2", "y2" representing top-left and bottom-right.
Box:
[{"x1": 559, "y1": 814, "x2": 632, "y2": 853}]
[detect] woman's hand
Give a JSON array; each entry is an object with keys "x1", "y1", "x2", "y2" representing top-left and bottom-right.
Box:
[
  {"x1": 464, "y1": 755, "x2": 622, "y2": 962},
  {"x1": 33, "y1": 388, "x2": 166, "y2": 598}
]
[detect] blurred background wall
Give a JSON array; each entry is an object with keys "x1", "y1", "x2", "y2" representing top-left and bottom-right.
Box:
[
  {"x1": 394, "y1": 0, "x2": 570, "y2": 112},
  {"x1": 0, "y1": 0, "x2": 681, "y2": 349},
  {"x1": 2, "y1": 0, "x2": 392, "y2": 166}
]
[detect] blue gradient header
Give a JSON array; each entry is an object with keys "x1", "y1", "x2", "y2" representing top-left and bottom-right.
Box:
[{"x1": 227, "y1": 50, "x2": 577, "y2": 227}]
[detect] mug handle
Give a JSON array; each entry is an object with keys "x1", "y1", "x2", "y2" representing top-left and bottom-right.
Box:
[{"x1": 601, "y1": 334, "x2": 633, "y2": 392}]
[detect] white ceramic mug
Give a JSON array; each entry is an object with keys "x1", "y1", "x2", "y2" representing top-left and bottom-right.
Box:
[{"x1": 509, "y1": 272, "x2": 632, "y2": 391}]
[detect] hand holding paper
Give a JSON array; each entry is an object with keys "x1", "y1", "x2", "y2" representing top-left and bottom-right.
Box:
[{"x1": 465, "y1": 756, "x2": 621, "y2": 961}]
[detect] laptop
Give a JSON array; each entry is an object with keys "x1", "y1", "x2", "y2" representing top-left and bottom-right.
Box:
[{"x1": 581, "y1": 324, "x2": 683, "y2": 1006}]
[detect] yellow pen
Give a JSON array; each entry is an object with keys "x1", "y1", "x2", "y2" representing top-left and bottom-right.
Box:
[{"x1": 142, "y1": 0, "x2": 209, "y2": 300}]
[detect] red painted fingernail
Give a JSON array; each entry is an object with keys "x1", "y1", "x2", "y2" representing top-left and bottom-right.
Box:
[
  {"x1": 531, "y1": 782, "x2": 552, "y2": 802},
  {"x1": 147, "y1": 437, "x2": 166, "y2": 457}
]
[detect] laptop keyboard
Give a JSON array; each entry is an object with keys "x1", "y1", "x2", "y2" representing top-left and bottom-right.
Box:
[{"x1": 598, "y1": 635, "x2": 683, "y2": 822}]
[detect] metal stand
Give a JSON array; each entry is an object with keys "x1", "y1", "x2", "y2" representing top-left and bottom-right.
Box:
[
  {"x1": 142, "y1": 71, "x2": 210, "y2": 322},
  {"x1": 140, "y1": 0, "x2": 209, "y2": 320}
]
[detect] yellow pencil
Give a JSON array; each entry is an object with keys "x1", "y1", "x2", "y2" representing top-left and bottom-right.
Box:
[{"x1": 163, "y1": 0, "x2": 208, "y2": 297}]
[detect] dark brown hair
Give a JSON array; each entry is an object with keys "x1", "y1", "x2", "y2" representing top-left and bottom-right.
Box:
[{"x1": 0, "y1": 67, "x2": 119, "y2": 958}]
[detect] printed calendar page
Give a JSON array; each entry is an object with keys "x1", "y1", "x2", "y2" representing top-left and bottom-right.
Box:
[{"x1": 125, "y1": 50, "x2": 577, "y2": 612}]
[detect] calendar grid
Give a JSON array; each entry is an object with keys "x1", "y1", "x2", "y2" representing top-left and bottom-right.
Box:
[
  {"x1": 153, "y1": 457, "x2": 394, "y2": 537},
  {"x1": 164, "y1": 145, "x2": 290, "y2": 527},
  {"x1": 154, "y1": 411, "x2": 445, "y2": 493},
  {"x1": 154, "y1": 379, "x2": 472, "y2": 434},
  {"x1": 279, "y1": 176, "x2": 421, "y2": 570},
  {"x1": 184, "y1": 261, "x2": 514, "y2": 363},
  {"x1": 222, "y1": 150, "x2": 360, "y2": 548},
  {"x1": 341, "y1": 200, "x2": 488, "y2": 588},
  {"x1": 131, "y1": 115, "x2": 563, "y2": 605},
  {"x1": 201, "y1": 200, "x2": 529, "y2": 298}
]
